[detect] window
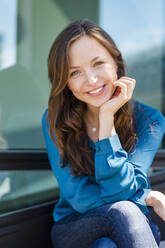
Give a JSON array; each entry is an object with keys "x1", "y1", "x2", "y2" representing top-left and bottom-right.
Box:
[
  {"x1": 99, "y1": 0, "x2": 165, "y2": 148},
  {"x1": 0, "y1": 0, "x2": 99, "y2": 214}
]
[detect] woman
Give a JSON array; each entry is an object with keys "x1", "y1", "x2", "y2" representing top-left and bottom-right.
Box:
[{"x1": 42, "y1": 19, "x2": 165, "y2": 248}]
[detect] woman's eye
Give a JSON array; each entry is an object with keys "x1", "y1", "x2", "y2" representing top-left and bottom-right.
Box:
[
  {"x1": 70, "y1": 70, "x2": 80, "y2": 77},
  {"x1": 94, "y1": 61, "x2": 104, "y2": 67}
]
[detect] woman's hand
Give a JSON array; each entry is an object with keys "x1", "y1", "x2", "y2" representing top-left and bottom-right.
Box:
[
  {"x1": 98, "y1": 77, "x2": 136, "y2": 140},
  {"x1": 99, "y1": 76, "x2": 136, "y2": 116},
  {"x1": 146, "y1": 190, "x2": 165, "y2": 221}
]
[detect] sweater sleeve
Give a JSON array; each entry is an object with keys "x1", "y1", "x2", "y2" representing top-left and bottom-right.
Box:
[
  {"x1": 93, "y1": 134, "x2": 149, "y2": 202},
  {"x1": 42, "y1": 104, "x2": 165, "y2": 214}
]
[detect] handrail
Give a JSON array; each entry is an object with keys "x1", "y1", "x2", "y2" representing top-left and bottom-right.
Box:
[{"x1": 0, "y1": 149, "x2": 164, "y2": 170}]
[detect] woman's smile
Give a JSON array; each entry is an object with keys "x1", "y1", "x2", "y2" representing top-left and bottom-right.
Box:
[{"x1": 87, "y1": 84, "x2": 106, "y2": 96}]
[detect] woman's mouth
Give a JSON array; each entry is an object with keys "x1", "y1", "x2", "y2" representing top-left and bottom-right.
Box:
[{"x1": 88, "y1": 85, "x2": 105, "y2": 96}]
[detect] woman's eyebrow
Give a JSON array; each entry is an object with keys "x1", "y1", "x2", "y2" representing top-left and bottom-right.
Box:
[
  {"x1": 69, "y1": 65, "x2": 80, "y2": 69},
  {"x1": 69, "y1": 56, "x2": 101, "y2": 69},
  {"x1": 91, "y1": 56, "x2": 100, "y2": 62}
]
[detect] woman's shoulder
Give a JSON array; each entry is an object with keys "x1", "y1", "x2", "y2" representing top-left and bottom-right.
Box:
[
  {"x1": 133, "y1": 100, "x2": 165, "y2": 123},
  {"x1": 132, "y1": 100, "x2": 165, "y2": 132},
  {"x1": 42, "y1": 109, "x2": 48, "y2": 126},
  {"x1": 42, "y1": 108, "x2": 48, "y2": 121},
  {"x1": 41, "y1": 109, "x2": 58, "y2": 147},
  {"x1": 41, "y1": 109, "x2": 50, "y2": 135}
]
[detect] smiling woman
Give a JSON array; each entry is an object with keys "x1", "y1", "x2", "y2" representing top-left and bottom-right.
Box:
[{"x1": 43, "y1": 19, "x2": 165, "y2": 248}]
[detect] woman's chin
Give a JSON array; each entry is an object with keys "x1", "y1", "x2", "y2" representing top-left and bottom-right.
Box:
[{"x1": 88, "y1": 98, "x2": 111, "y2": 108}]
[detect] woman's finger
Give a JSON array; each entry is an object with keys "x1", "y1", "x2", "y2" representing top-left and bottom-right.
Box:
[
  {"x1": 116, "y1": 77, "x2": 136, "y2": 99},
  {"x1": 112, "y1": 81, "x2": 128, "y2": 101}
]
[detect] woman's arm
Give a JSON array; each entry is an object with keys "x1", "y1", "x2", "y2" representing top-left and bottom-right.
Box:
[
  {"x1": 98, "y1": 105, "x2": 165, "y2": 221},
  {"x1": 94, "y1": 108, "x2": 165, "y2": 201},
  {"x1": 97, "y1": 77, "x2": 165, "y2": 212}
]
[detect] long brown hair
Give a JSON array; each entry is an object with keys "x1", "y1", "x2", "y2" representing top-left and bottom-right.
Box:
[{"x1": 47, "y1": 19, "x2": 137, "y2": 176}]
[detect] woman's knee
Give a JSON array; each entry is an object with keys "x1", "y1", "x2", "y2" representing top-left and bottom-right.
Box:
[
  {"x1": 107, "y1": 201, "x2": 148, "y2": 233},
  {"x1": 109, "y1": 200, "x2": 142, "y2": 217}
]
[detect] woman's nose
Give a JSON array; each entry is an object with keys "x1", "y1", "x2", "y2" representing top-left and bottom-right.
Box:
[{"x1": 86, "y1": 72, "x2": 98, "y2": 85}]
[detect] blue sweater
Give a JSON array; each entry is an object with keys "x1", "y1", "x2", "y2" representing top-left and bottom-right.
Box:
[{"x1": 42, "y1": 100, "x2": 165, "y2": 222}]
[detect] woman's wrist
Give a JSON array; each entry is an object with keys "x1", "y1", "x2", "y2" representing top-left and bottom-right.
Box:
[{"x1": 99, "y1": 113, "x2": 116, "y2": 140}]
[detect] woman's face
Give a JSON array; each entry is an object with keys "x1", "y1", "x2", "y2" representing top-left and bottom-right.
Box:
[{"x1": 68, "y1": 36, "x2": 118, "y2": 110}]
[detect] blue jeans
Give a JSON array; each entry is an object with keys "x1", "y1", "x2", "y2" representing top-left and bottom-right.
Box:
[{"x1": 51, "y1": 201, "x2": 161, "y2": 248}]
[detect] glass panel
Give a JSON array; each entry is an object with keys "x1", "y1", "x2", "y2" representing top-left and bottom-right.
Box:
[
  {"x1": 0, "y1": 0, "x2": 99, "y2": 214},
  {"x1": 99, "y1": 0, "x2": 165, "y2": 148},
  {"x1": 0, "y1": 170, "x2": 58, "y2": 214},
  {"x1": 0, "y1": 0, "x2": 99, "y2": 150},
  {"x1": 0, "y1": 0, "x2": 17, "y2": 70}
]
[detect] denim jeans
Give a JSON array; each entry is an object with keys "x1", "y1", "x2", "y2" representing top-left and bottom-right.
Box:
[{"x1": 51, "y1": 201, "x2": 161, "y2": 248}]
